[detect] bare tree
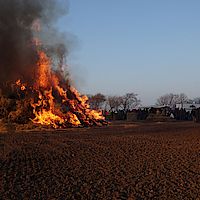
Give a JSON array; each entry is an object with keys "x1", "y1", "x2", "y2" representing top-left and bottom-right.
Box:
[
  {"x1": 179, "y1": 93, "x2": 188, "y2": 104},
  {"x1": 156, "y1": 93, "x2": 177, "y2": 106},
  {"x1": 107, "y1": 96, "x2": 123, "y2": 111},
  {"x1": 192, "y1": 97, "x2": 200, "y2": 104},
  {"x1": 88, "y1": 93, "x2": 106, "y2": 110},
  {"x1": 121, "y1": 93, "x2": 140, "y2": 112},
  {"x1": 156, "y1": 93, "x2": 188, "y2": 107}
]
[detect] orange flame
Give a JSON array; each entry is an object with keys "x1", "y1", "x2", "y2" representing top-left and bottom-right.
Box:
[
  {"x1": 10, "y1": 19, "x2": 107, "y2": 129},
  {"x1": 16, "y1": 79, "x2": 26, "y2": 91},
  {"x1": 35, "y1": 51, "x2": 51, "y2": 89},
  {"x1": 25, "y1": 50, "x2": 106, "y2": 128}
]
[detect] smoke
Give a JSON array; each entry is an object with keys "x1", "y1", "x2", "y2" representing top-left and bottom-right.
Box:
[{"x1": 0, "y1": 0, "x2": 68, "y2": 93}]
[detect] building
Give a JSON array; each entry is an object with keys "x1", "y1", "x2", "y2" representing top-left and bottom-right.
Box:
[{"x1": 175, "y1": 103, "x2": 200, "y2": 112}]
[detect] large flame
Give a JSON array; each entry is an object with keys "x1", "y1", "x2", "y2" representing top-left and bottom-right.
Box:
[{"x1": 14, "y1": 50, "x2": 106, "y2": 128}]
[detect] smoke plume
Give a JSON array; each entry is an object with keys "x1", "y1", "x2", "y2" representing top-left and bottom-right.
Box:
[{"x1": 0, "y1": 0, "x2": 68, "y2": 93}]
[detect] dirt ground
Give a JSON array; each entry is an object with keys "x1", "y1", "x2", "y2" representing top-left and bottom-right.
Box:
[{"x1": 1, "y1": 121, "x2": 200, "y2": 200}]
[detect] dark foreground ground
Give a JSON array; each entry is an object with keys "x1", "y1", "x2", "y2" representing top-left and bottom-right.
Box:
[{"x1": 0, "y1": 122, "x2": 200, "y2": 200}]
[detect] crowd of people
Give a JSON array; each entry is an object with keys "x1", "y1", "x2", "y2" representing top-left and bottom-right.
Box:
[{"x1": 104, "y1": 107, "x2": 200, "y2": 122}]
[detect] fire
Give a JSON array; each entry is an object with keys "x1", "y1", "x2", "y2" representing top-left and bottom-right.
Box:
[
  {"x1": 35, "y1": 51, "x2": 52, "y2": 89},
  {"x1": 0, "y1": 2, "x2": 107, "y2": 130},
  {"x1": 31, "y1": 89, "x2": 65, "y2": 128},
  {"x1": 0, "y1": 15, "x2": 108, "y2": 129},
  {"x1": 16, "y1": 79, "x2": 26, "y2": 91},
  {"x1": 12, "y1": 50, "x2": 107, "y2": 129}
]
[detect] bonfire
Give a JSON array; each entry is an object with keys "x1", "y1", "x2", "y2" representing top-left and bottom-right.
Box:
[
  {"x1": 0, "y1": 47, "x2": 107, "y2": 129},
  {"x1": 0, "y1": 4, "x2": 107, "y2": 129}
]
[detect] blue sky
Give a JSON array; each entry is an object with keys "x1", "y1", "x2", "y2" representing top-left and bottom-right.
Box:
[{"x1": 58, "y1": 0, "x2": 200, "y2": 105}]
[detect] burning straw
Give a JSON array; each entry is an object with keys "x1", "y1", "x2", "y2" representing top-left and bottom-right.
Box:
[{"x1": 0, "y1": 0, "x2": 107, "y2": 130}]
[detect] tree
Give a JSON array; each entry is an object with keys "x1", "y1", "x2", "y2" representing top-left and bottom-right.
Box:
[
  {"x1": 179, "y1": 93, "x2": 188, "y2": 104},
  {"x1": 192, "y1": 97, "x2": 200, "y2": 104},
  {"x1": 88, "y1": 93, "x2": 106, "y2": 110},
  {"x1": 121, "y1": 93, "x2": 140, "y2": 112},
  {"x1": 107, "y1": 96, "x2": 123, "y2": 111},
  {"x1": 156, "y1": 93, "x2": 188, "y2": 107},
  {"x1": 156, "y1": 93, "x2": 178, "y2": 106}
]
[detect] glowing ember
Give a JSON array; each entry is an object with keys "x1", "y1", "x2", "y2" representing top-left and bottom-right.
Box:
[{"x1": 16, "y1": 79, "x2": 26, "y2": 91}]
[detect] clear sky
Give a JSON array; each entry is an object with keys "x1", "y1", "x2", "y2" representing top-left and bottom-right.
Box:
[{"x1": 58, "y1": 0, "x2": 200, "y2": 105}]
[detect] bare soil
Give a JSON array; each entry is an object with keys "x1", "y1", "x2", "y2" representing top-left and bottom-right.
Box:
[{"x1": 1, "y1": 121, "x2": 200, "y2": 199}]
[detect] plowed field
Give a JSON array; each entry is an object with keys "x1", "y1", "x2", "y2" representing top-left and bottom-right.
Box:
[{"x1": 1, "y1": 122, "x2": 200, "y2": 199}]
